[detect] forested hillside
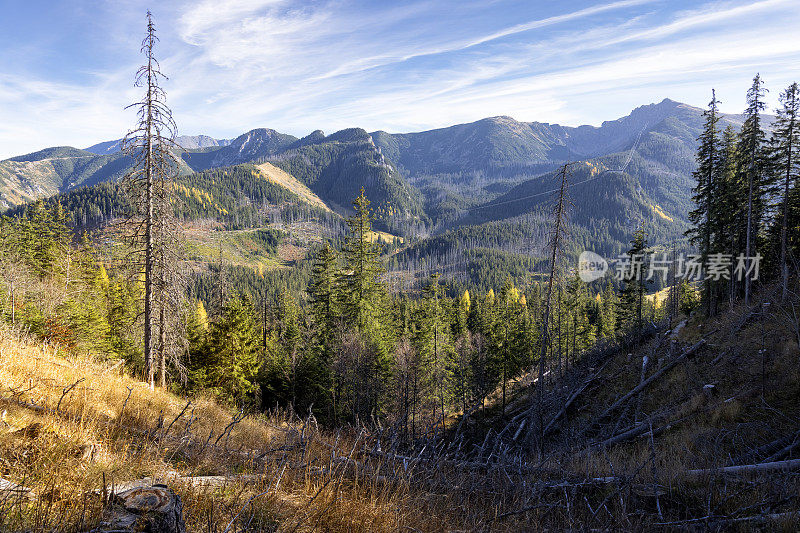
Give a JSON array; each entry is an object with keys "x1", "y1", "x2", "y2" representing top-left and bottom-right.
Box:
[{"x1": 1, "y1": 10, "x2": 798, "y2": 528}]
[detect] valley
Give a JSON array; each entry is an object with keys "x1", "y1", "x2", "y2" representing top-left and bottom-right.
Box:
[
  {"x1": 2, "y1": 3, "x2": 799, "y2": 529},
  {"x1": 1, "y1": 98, "x2": 756, "y2": 291}
]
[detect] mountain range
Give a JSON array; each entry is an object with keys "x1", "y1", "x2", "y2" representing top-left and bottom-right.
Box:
[{"x1": 0, "y1": 98, "x2": 767, "y2": 267}]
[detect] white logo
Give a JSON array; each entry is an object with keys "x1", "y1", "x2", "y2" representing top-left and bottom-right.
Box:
[{"x1": 578, "y1": 251, "x2": 608, "y2": 282}]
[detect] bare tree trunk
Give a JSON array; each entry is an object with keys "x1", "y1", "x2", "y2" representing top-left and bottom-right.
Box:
[
  {"x1": 145, "y1": 112, "x2": 154, "y2": 389},
  {"x1": 122, "y1": 13, "x2": 180, "y2": 391},
  {"x1": 780, "y1": 130, "x2": 793, "y2": 302},
  {"x1": 529, "y1": 163, "x2": 571, "y2": 450},
  {"x1": 159, "y1": 304, "x2": 166, "y2": 389},
  {"x1": 744, "y1": 173, "x2": 754, "y2": 307}
]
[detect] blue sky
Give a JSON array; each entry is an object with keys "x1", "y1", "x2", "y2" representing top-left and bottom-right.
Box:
[{"x1": 1, "y1": 0, "x2": 799, "y2": 159}]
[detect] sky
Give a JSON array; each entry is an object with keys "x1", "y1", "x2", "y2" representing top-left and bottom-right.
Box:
[{"x1": 1, "y1": 0, "x2": 799, "y2": 159}]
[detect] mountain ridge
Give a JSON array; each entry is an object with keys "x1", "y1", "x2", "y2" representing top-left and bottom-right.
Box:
[
  {"x1": 0, "y1": 99, "x2": 776, "y2": 239},
  {"x1": 84, "y1": 134, "x2": 232, "y2": 155}
]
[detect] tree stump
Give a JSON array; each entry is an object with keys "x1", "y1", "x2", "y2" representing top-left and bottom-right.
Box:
[{"x1": 95, "y1": 484, "x2": 186, "y2": 533}]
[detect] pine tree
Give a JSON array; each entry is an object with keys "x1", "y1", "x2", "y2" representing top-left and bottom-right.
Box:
[
  {"x1": 619, "y1": 227, "x2": 648, "y2": 333},
  {"x1": 769, "y1": 82, "x2": 800, "y2": 300},
  {"x1": 687, "y1": 90, "x2": 721, "y2": 315},
  {"x1": 738, "y1": 74, "x2": 769, "y2": 305}
]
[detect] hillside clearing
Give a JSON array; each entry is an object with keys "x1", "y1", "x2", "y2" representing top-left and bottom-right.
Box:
[{"x1": 256, "y1": 162, "x2": 332, "y2": 212}]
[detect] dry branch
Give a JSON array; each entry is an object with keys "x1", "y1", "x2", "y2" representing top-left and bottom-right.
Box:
[
  {"x1": 764, "y1": 430, "x2": 800, "y2": 462},
  {"x1": 591, "y1": 339, "x2": 705, "y2": 426},
  {"x1": 542, "y1": 362, "x2": 608, "y2": 438}
]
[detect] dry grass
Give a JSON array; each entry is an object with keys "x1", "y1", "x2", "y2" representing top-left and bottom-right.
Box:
[
  {"x1": 255, "y1": 163, "x2": 332, "y2": 213},
  {"x1": 3, "y1": 284, "x2": 800, "y2": 531},
  {"x1": 0, "y1": 326, "x2": 530, "y2": 532}
]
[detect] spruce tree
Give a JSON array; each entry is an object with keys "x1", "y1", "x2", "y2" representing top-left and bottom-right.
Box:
[
  {"x1": 565, "y1": 271, "x2": 593, "y2": 360},
  {"x1": 340, "y1": 188, "x2": 385, "y2": 333},
  {"x1": 413, "y1": 273, "x2": 454, "y2": 428},
  {"x1": 687, "y1": 90, "x2": 721, "y2": 315},
  {"x1": 769, "y1": 82, "x2": 800, "y2": 300},
  {"x1": 598, "y1": 281, "x2": 618, "y2": 338},
  {"x1": 308, "y1": 242, "x2": 340, "y2": 345},
  {"x1": 206, "y1": 296, "x2": 260, "y2": 405},
  {"x1": 619, "y1": 227, "x2": 648, "y2": 333},
  {"x1": 714, "y1": 126, "x2": 742, "y2": 304},
  {"x1": 738, "y1": 74, "x2": 769, "y2": 305}
]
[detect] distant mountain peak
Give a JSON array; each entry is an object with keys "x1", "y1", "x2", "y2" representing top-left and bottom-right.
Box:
[
  {"x1": 84, "y1": 134, "x2": 231, "y2": 155},
  {"x1": 324, "y1": 128, "x2": 371, "y2": 143}
]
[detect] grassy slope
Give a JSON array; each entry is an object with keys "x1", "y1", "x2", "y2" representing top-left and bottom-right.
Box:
[
  {"x1": 255, "y1": 162, "x2": 332, "y2": 213},
  {"x1": 0, "y1": 327, "x2": 451, "y2": 532}
]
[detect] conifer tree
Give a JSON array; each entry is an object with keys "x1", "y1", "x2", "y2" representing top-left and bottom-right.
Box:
[
  {"x1": 454, "y1": 289, "x2": 470, "y2": 336},
  {"x1": 738, "y1": 74, "x2": 769, "y2": 305},
  {"x1": 205, "y1": 295, "x2": 260, "y2": 405},
  {"x1": 619, "y1": 227, "x2": 648, "y2": 332},
  {"x1": 598, "y1": 281, "x2": 618, "y2": 338},
  {"x1": 340, "y1": 188, "x2": 385, "y2": 333},
  {"x1": 715, "y1": 126, "x2": 743, "y2": 304},
  {"x1": 121, "y1": 11, "x2": 180, "y2": 388},
  {"x1": 769, "y1": 82, "x2": 800, "y2": 300},
  {"x1": 495, "y1": 278, "x2": 517, "y2": 417},
  {"x1": 413, "y1": 273, "x2": 454, "y2": 428},
  {"x1": 565, "y1": 271, "x2": 593, "y2": 360},
  {"x1": 308, "y1": 243, "x2": 340, "y2": 345},
  {"x1": 687, "y1": 90, "x2": 721, "y2": 315}
]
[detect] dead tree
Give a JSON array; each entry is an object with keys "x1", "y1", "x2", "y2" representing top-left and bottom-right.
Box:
[
  {"x1": 121, "y1": 11, "x2": 180, "y2": 389},
  {"x1": 155, "y1": 217, "x2": 188, "y2": 388},
  {"x1": 528, "y1": 162, "x2": 572, "y2": 450}
]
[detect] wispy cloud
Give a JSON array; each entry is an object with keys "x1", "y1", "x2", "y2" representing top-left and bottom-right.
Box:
[{"x1": 1, "y1": 0, "x2": 799, "y2": 159}]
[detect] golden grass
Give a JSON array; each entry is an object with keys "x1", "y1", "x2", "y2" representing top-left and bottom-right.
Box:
[
  {"x1": 255, "y1": 163, "x2": 331, "y2": 212},
  {"x1": 0, "y1": 326, "x2": 532, "y2": 532}
]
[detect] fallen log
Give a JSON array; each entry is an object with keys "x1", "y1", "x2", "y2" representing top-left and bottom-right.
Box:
[
  {"x1": 541, "y1": 362, "x2": 608, "y2": 438},
  {"x1": 0, "y1": 477, "x2": 35, "y2": 500},
  {"x1": 735, "y1": 430, "x2": 800, "y2": 465},
  {"x1": 592, "y1": 340, "x2": 705, "y2": 426},
  {"x1": 685, "y1": 458, "x2": 800, "y2": 478},
  {"x1": 657, "y1": 510, "x2": 800, "y2": 527},
  {"x1": 764, "y1": 430, "x2": 800, "y2": 462},
  {"x1": 593, "y1": 417, "x2": 667, "y2": 449}
]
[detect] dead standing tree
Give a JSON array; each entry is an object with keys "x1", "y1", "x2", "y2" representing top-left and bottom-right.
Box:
[
  {"x1": 155, "y1": 219, "x2": 189, "y2": 388},
  {"x1": 527, "y1": 162, "x2": 573, "y2": 450},
  {"x1": 121, "y1": 11, "x2": 181, "y2": 389}
]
